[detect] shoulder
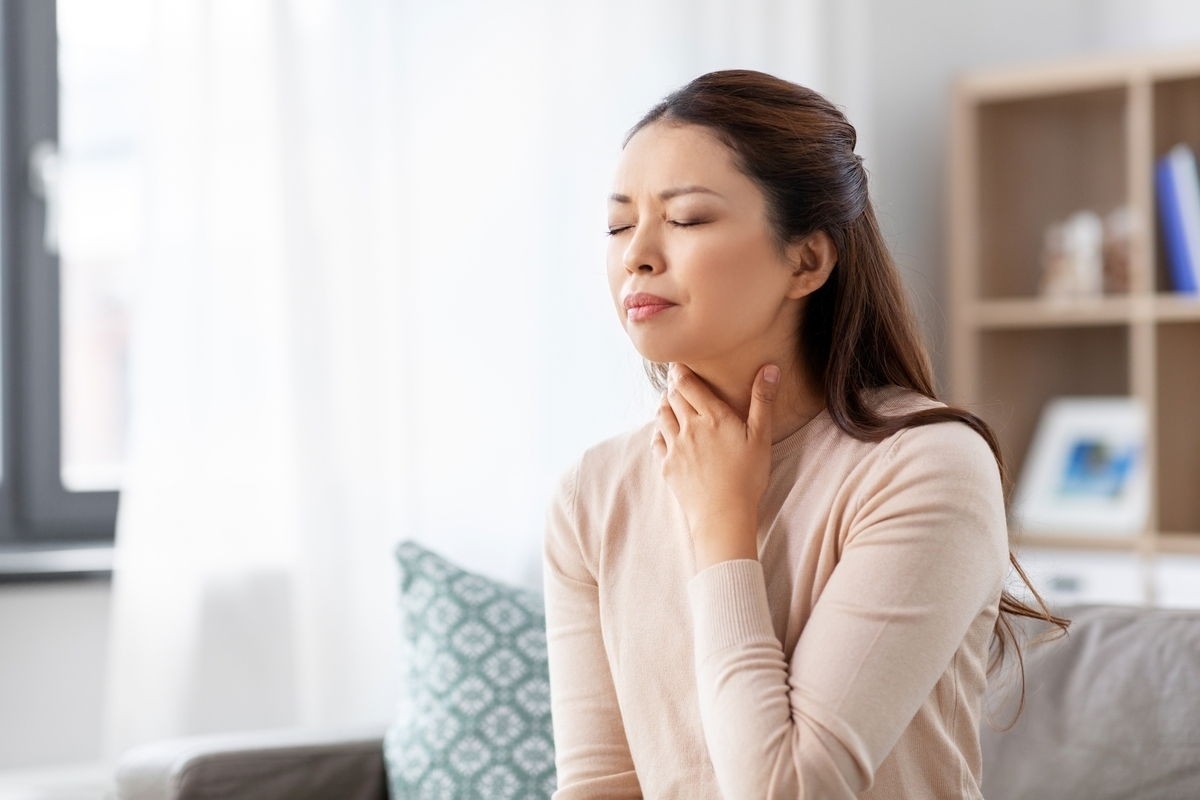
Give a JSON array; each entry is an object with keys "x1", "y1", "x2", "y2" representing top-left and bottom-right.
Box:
[
  {"x1": 864, "y1": 384, "x2": 993, "y2": 464},
  {"x1": 884, "y1": 391, "x2": 996, "y2": 472},
  {"x1": 550, "y1": 417, "x2": 657, "y2": 513},
  {"x1": 579, "y1": 417, "x2": 657, "y2": 470},
  {"x1": 843, "y1": 386, "x2": 1005, "y2": 538},
  {"x1": 850, "y1": 390, "x2": 1006, "y2": 547},
  {"x1": 866, "y1": 383, "x2": 947, "y2": 418},
  {"x1": 544, "y1": 419, "x2": 657, "y2": 576}
]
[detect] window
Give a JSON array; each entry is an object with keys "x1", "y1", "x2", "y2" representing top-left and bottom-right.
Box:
[{"x1": 0, "y1": 0, "x2": 141, "y2": 564}]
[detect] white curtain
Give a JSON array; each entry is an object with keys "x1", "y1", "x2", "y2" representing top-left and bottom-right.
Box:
[{"x1": 103, "y1": 0, "x2": 822, "y2": 760}]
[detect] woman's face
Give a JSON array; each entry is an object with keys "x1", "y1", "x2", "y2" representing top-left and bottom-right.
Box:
[{"x1": 606, "y1": 121, "x2": 809, "y2": 370}]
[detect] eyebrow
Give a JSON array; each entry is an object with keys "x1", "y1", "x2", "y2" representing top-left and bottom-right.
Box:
[{"x1": 607, "y1": 185, "x2": 724, "y2": 204}]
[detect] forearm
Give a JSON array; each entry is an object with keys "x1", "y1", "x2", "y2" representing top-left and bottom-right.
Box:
[
  {"x1": 687, "y1": 559, "x2": 861, "y2": 799},
  {"x1": 544, "y1": 460, "x2": 644, "y2": 798},
  {"x1": 690, "y1": 511, "x2": 758, "y2": 572}
]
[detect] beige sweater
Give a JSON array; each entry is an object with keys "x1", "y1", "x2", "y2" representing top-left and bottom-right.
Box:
[{"x1": 542, "y1": 384, "x2": 1010, "y2": 799}]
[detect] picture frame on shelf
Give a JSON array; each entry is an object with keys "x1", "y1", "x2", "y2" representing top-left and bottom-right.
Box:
[{"x1": 1012, "y1": 396, "x2": 1148, "y2": 538}]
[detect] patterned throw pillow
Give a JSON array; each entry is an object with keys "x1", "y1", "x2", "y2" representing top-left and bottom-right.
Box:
[{"x1": 384, "y1": 540, "x2": 557, "y2": 799}]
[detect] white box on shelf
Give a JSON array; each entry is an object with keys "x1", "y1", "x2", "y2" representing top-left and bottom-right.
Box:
[
  {"x1": 1012, "y1": 547, "x2": 1149, "y2": 608},
  {"x1": 1153, "y1": 554, "x2": 1200, "y2": 608}
]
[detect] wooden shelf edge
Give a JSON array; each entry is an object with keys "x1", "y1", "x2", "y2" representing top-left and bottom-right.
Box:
[
  {"x1": 972, "y1": 296, "x2": 1133, "y2": 328},
  {"x1": 967, "y1": 294, "x2": 1200, "y2": 327},
  {"x1": 1155, "y1": 535, "x2": 1200, "y2": 555},
  {"x1": 1151, "y1": 294, "x2": 1200, "y2": 321},
  {"x1": 1010, "y1": 532, "x2": 1145, "y2": 552},
  {"x1": 1008, "y1": 532, "x2": 1200, "y2": 555},
  {"x1": 957, "y1": 47, "x2": 1200, "y2": 102}
]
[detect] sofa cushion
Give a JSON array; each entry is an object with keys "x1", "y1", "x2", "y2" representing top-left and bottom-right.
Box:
[
  {"x1": 384, "y1": 540, "x2": 556, "y2": 799},
  {"x1": 981, "y1": 603, "x2": 1200, "y2": 800}
]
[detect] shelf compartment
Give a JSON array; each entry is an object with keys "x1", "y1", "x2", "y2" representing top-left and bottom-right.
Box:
[
  {"x1": 1152, "y1": 74, "x2": 1200, "y2": 162},
  {"x1": 977, "y1": 326, "x2": 1130, "y2": 484},
  {"x1": 1154, "y1": 321, "x2": 1200, "y2": 534},
  {"x1": 976, "y1": 87, "x2": 1128, "y2": 300},
  {"x1": 1152, "y1": 75, "x2": 1200, "y2": 294}
]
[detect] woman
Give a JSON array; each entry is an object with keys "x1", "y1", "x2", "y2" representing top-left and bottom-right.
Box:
[{"x1": 542, "y1": 69, "x2": 1067, "y2": 799}]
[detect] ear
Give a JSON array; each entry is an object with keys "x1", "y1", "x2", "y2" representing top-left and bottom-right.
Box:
[{"x1": 784, "y1": 230, "x2": 837, "y2": 299}]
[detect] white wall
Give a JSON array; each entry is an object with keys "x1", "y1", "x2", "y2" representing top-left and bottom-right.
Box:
[{"x1": 3, "y1": 0, "x2": 1200, "y2": 773}]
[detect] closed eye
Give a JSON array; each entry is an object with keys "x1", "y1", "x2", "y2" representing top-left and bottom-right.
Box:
[{"x1": 605, "y1": 221, "x2": 704, "y2": 237}]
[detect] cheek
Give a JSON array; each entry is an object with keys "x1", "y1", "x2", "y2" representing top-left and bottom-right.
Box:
[
  {"x1": 606, "y1": 255, "x2": 628, "y2": 318},
  {"x1": 686, "y1": 247, "x2": 754, "y2": 304},
  {"x1": 606, "y1": 254, "x2": 623, "y2": 291},
  {"x1": 606, "y1": 246, "x2": 622, "y2": 279},
  {"x1": 689, "y1": 259, "x2": 783, "y2": 333}
]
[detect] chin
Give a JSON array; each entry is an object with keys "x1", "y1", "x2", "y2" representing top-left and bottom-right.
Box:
[
  {"x1": 627, "y1": 339, "x2": 685, "y2": 367},
  {"x1": 624, "y1": 322, "x2": 708, "y2": 366}
]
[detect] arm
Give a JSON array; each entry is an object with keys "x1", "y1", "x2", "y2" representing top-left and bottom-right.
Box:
[
  {"x1": 687, "y1": 421, "x2": 1010, "y2": 798},
  {"x1": 543, "y1": 459, "x2": 643, "y2": 800}
]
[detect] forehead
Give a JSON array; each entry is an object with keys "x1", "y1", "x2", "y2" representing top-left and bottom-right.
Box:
[{"x1": 610, "y1": 122, "x2": 742, "y2": 195}]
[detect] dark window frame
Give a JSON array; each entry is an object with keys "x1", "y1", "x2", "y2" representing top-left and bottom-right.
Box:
[{"x1": 0, "y1": 0, "x2": 117, "y2": 579}]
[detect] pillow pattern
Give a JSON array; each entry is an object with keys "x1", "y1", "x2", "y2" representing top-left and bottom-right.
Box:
[{"x1": 384, "y1": 540, "x2": 557, "y2": 799}]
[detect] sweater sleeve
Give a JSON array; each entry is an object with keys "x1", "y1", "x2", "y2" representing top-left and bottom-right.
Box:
[
  {"x1": 543, "y1": 458, "x2": 643, "y2": 800},
  {"x1": 686, "y1": 421, "x2": 1010, "y2": 799}
]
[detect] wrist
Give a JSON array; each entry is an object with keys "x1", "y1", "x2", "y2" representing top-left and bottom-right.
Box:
[
  {"x1": 693, "y1": 507, "x2": 757, "y2": 537},
  {"x1": 691, "y1": 512, "x2": 758, "y2": 572},
  {"x1": 694, "y1": 544, "x2": 758, "y2": 573}
]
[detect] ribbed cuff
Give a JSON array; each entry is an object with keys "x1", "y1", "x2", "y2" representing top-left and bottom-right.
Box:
[{"x1": 687, "y1": 558, "x2": 776, "y2": 659}]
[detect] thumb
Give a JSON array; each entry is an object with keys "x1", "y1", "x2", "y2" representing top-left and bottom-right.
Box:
[{"x1": 748, "y1": 364, "x2": 780, "y2": 441}]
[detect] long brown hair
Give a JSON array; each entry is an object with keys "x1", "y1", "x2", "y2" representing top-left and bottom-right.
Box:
[{"x1": 625, "y1": 69, "x2": 1068, "y2": 727}]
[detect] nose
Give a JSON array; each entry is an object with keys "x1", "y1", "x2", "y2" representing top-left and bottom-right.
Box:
[{"x1": 622, "y1": 227, "x2": 664, "y2": 275}]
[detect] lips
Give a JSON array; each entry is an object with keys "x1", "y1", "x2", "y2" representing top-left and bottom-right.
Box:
[
  {"x1": 622, "y1": 291, "x2": 677, "y2": 324},
  {"x1": 627, "y1": 303, "x2": 673, "y2": 322},
  {"x1": 623, "y1": 291, "x2": 677, "y2": 309}
]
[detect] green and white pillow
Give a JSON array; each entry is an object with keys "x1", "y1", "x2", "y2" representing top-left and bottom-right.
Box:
[{"x1": 384, "y1": 540, "x2": 557, "y2": 799}]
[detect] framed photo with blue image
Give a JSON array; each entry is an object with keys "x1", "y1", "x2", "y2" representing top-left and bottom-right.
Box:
[{"x1": 1012, "y1": 396, "x2": 1147, "y2": 537}]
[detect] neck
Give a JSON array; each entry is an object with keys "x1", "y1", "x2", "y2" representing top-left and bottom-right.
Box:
[{"x1": 678, "y1": 356, "x2": 825, "y2": 445}]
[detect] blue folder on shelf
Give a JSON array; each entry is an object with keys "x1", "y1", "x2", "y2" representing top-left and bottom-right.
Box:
[{"x1": 1156, "y1": 143, "x2": 1200, "y2": 295}]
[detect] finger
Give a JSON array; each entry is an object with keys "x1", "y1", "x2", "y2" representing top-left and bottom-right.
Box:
[
  {"x1": 651, "y1": 428, "x2": 667, "y2": 459},
  {"x1": 665, "y1": 383, "x2": 695, "y2": 427},
  {"x1": 747, "y1": 364, "x2": 780, "y2": 441},
  {"x1": 670, "y1": 363, "x2": 722, "y2": 419},
  {"x1": 658, "y1": 393, "x2": 680, "y2": 437}
]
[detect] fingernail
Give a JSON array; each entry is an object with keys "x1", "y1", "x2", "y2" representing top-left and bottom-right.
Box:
[{"x1": 764, "y1": 365, "x2": 780, "y2": 384}]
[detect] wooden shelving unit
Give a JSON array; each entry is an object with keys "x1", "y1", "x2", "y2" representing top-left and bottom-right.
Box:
[{"x1": 947, "y1": 48, "x2": 1200, "y2": 560}]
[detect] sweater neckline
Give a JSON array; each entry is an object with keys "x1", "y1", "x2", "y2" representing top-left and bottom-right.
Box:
[
  {"x1": 768, "y1": 385, "x2": 909, "y2": 468},
  {"x1": 769, "y1": 404, "x2": 833, "y2": 468}
]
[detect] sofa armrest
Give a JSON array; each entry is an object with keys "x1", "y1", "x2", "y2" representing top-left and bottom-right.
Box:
[
  {"x1": 114, "y1": 724, "x2": 388, "y2": 800},
  {"x1": 982, "y1": 604, "x2": 1200, "y2": 800}
]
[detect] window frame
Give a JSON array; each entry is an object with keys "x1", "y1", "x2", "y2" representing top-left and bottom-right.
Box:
[{"x1": 0, "y1": 0, "x2": 117, "y2": 577}]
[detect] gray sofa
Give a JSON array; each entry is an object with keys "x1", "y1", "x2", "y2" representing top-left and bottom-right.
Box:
[{"x1": 113, "y1": 604, "x2": 1200, "y2": 800}]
